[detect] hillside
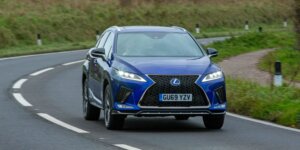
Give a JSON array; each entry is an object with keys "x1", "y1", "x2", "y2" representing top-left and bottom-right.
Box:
[{"x1": 0, "y1": 0, "x2": 295, "y2": 48}]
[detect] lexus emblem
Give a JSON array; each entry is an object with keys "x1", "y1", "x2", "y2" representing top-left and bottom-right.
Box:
[{"x1": 170, "y1": 78, "x2": 181, "y2": 86}]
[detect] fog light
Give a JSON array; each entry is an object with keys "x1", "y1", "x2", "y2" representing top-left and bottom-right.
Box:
[
  {"x1": 214, "y1": 103, "x2": 226, "y2": 109},
  {"x1": 116, "y1": 104, "x2": 134, "y2": 109}
]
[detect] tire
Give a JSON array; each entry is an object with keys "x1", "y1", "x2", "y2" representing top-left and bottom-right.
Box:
[
  {"x1": 203, "y1": 114, "x2": 225, "y2": 129},
  {"x1": 83, "y1": 79, "x2": 100, "y2": 120},
  {"x1": 104, "y1": 85, "x2": 125, "y2": 130},
  {"x1": 175, "y1": 115, "x2": 190, "y2": 120}
]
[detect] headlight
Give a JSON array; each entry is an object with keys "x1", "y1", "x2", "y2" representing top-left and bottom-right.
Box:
[
  {"x1": 114, "y1": 69, "x2": 146, "y2": 82},
  {"x1": 202, "y1": 71, "x2": 223, "y2": 82}
]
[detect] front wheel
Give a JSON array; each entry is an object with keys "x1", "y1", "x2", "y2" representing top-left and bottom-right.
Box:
[
  {"x1": 104, "y1": 85, "x2": 125, "y2": 130},
  {"x1": 203, "y1": 114, "x2": 225, "y2": 129}
]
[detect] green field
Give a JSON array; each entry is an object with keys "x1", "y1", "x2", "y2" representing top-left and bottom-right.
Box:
[{"x1": 0, "y1": 0, "x2": 294, "y2": 52}]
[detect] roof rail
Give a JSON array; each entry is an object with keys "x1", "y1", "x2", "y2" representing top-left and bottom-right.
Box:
[
  {"x1": 171, "y1": 26, "x2": 187, "y2": 32},
  {"x1": 111, "y1": 26, "x2": 121, "y2": 31}
]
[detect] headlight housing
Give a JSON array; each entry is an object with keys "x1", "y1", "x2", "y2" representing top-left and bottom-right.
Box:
[
  {"x1": 114, "y1": 69, "x2": 146, "y2": 82},
  {"x1": 202, "y1": 71, "x2": 223, "y2": 82}
]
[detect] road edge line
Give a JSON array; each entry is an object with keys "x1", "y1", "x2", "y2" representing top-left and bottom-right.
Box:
[
  {"x1": 0, "y1": 49, "x2": 87, "y2": 61},
  {"x1": 227, "y1": 112, "x2": 300, "y2": 133}
]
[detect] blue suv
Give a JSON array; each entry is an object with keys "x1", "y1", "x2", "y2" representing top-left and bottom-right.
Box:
[{"x1": 82, "y1": 26, "x2": 226, "y2": 130}]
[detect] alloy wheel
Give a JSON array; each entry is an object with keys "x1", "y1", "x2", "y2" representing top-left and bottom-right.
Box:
[
  {"x1": 104, "y1": 90, "x2": 111, "y2": 127},
  {"x1": 83, "y1": 80, "x2": 88, "y2": 115}
]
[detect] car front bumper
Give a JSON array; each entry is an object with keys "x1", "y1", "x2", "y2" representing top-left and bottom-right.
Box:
[
  {"x1": 111, "y1": 74, "x2": 227, "y2": 114},
  {"x1": 112, "y1": 108, "x2": 226, "y2": 117}
]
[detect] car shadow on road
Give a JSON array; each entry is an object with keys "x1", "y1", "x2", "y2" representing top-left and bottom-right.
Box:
[{"x1": 116, "y1": 117, "x2": 222, "y2": 132}]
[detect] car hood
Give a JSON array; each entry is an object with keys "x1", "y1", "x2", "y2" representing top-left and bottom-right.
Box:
[{"x1": 113, "y1": 56, "x2": 212, "y2": 75}]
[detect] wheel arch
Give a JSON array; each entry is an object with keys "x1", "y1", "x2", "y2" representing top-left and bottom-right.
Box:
[
  {"x1": 102, "y1": 71, "x2": 113, "y2": 107},
  {"x1": 82, "y1": 60, "x2": 89, "y2": 83}
]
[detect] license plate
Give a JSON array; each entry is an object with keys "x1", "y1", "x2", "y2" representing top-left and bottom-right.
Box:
[{"x1": 159, "y1": 94, "x2": 193, "y2": 102}]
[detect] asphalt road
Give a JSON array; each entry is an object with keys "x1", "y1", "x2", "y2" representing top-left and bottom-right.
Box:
[{"x1": 1, "y1": 37, "x2": 300, "y2": 150}]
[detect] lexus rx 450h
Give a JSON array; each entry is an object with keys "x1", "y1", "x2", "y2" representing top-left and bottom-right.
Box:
[{"x1": 82, "y1": 26, "x2": 226, "y2": 130}]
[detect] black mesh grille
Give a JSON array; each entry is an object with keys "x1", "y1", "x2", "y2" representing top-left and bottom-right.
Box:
[
  {"x1": 139, "y1": 75, "x2": 209, "y2": 107},
  {"x1": 117, "y1": 86, "x2": 132, "y2": 103}
]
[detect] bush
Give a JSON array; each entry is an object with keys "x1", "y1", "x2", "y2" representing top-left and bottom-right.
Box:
[{"x1": 0, "y1": 27, "x2": 16, "y2": 48}]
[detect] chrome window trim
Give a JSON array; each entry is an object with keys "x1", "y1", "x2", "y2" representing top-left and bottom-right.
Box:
[
  {"x1": 112, "y1": 26, "x2": 121, "y2": 31},
  {"x1": 171, "y1": 26, "x2": 187, "y2": 32}
]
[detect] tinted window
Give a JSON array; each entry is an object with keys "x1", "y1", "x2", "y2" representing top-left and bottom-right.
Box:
[
  {"x1": 96, "y1": 32, "x2": 110, "y2": 48},
  {"x1": 103, "y1": 32, "x2": 115, "y2": 58},
  {"x1": 116, "y1": 32, "x2": 203, "y2": 57}
]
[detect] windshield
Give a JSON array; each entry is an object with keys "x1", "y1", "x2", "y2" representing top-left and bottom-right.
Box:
[{"x1": 116, "y1": 32, "x2": 204, "y2": 57}]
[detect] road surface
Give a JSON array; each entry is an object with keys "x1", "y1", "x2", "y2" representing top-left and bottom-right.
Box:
[{"x1": 1, "y1": 37, "x2": 300, "y2": 150}]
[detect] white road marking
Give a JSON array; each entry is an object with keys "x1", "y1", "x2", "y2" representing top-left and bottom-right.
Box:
[
  {"x1": 0, "y1": 49, "x2": 87, "y2": 61},
  {"x1": 37, "y1": 113, "x2": 89, "y2": 134},
  {"x1": 62, "y1": 60, "x2": 84, "y2": 66},
  {"x1": 227, "y1": 112, "x2": 300, "y2": 133},
  {"x1": 114, "y1": 144, "x2": 141, "y2": 150},
  {"x1": 12, "y1": 93, "x2": 32, "y2": 107},
  {"x1": 30, "y1": 67, "x2": 54, "y2": 76},
  {"x1": 12, "y1": 78, "x2": 27, "y2": 89}
]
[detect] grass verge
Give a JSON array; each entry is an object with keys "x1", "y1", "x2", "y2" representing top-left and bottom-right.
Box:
[
  {"x1": 258, "y1": 49, "x2": 300, "y2": 82},
  {"x1": 227, "y1": 78, "x2": 300, "y2": 128},
  {"x1": 209, "y1": 29, "x2": 300, "y2": 83},
  {"x1": 0, "y1": 41, "x2": 93, "y2": 58},
  {"x1": 208, "y1": 31, "x2": 295, "y2": 62}
]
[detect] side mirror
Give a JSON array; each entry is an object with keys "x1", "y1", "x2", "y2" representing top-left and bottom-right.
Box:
[
  {"x1": 207, "y1": 48, "x2": 218, "y2": 58},
  {"x1": 90, "y1": 48, "x2": 105, "y2": 58}
]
